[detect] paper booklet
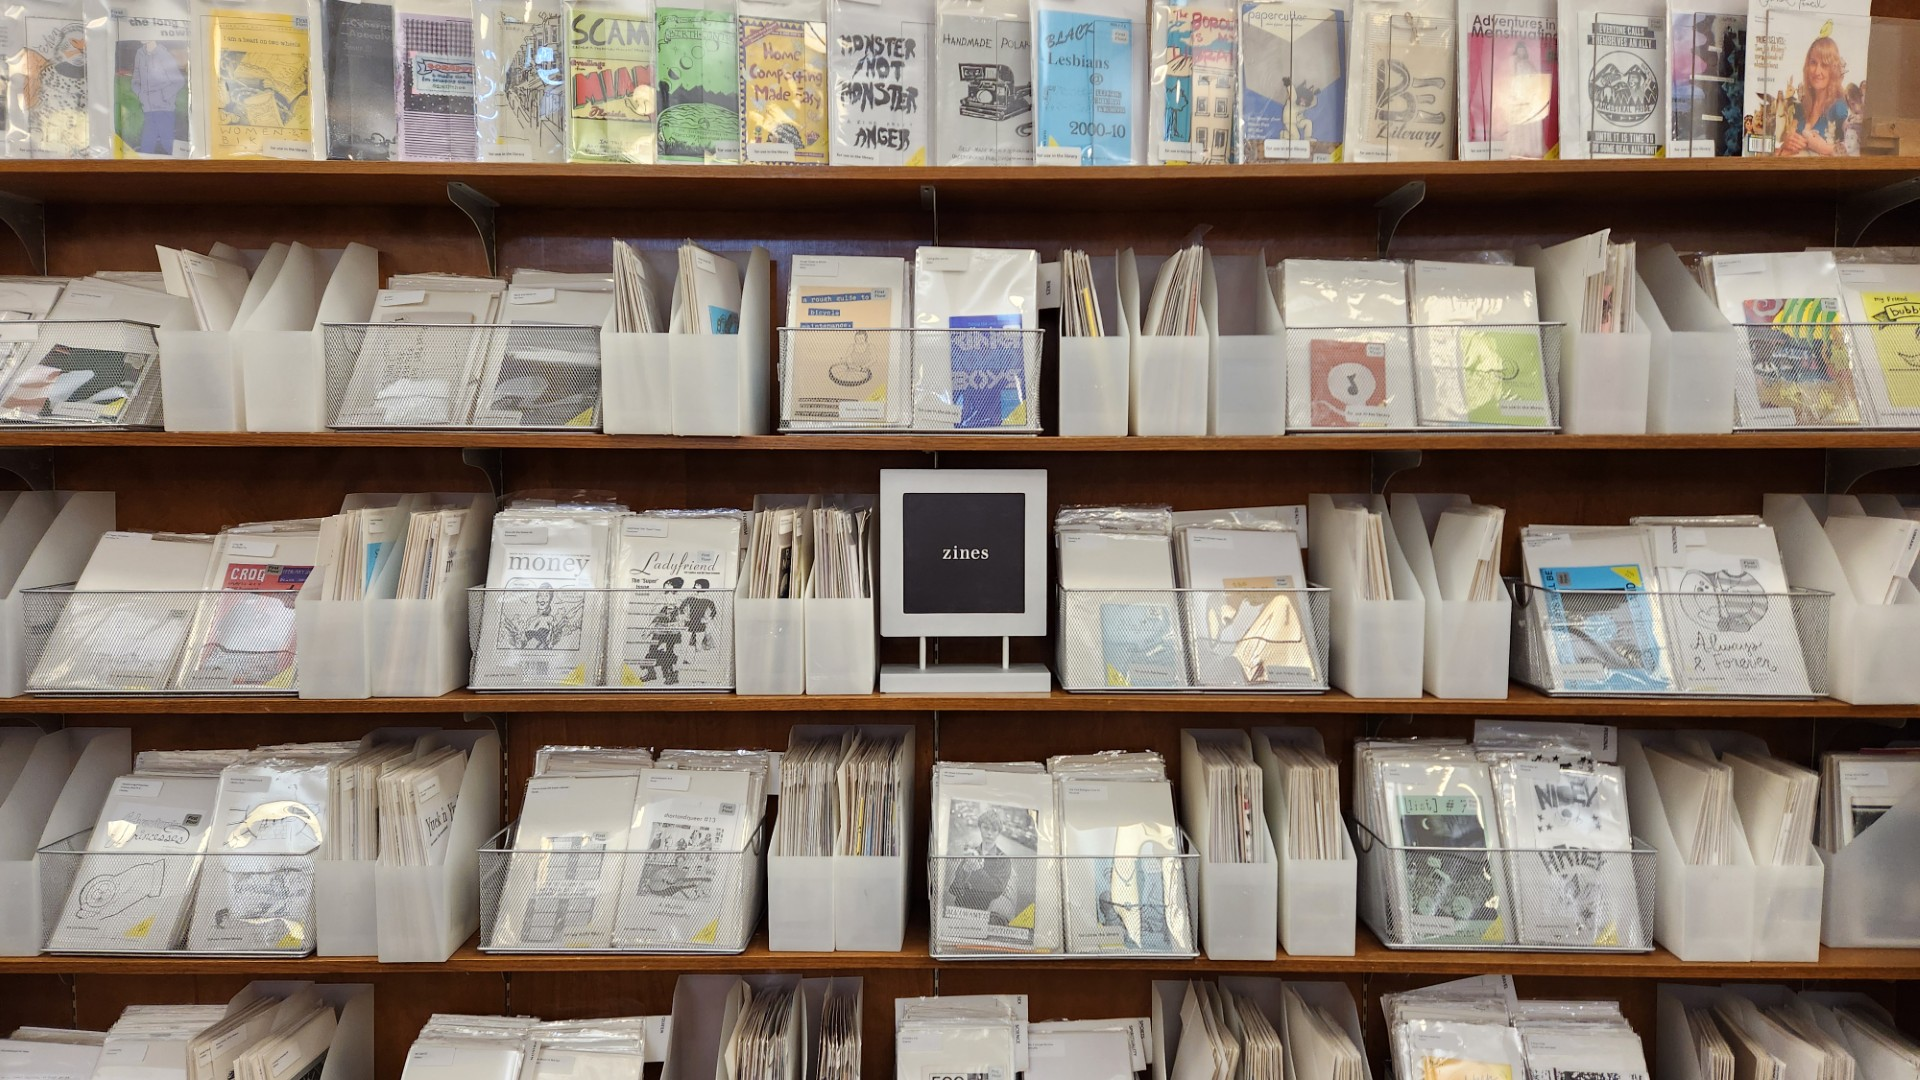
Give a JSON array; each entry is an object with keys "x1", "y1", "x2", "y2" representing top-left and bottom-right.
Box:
[
  {"x1": 0, "y1": 325, "x2": 164, "y2": 426},
  {"x1": 47, "y1": 773, "x2": 222, "y2": 952},
  {"x1": 604, "y1": 512, "x2": 740, "y2": 687},
  {"x1": 1642, "y1": 740, "x2": 1732, "y2": 864},
  {"x1": 1345, "y1": 0, "x2": 1455, "y2": 161},
  {"x1": 1149, "y1": 1, "x2": 1236, "y2": 165},
  {"x1": 1491, "y1": 758, "x2": 1640, "y2": 947},
  {"x1": 30, "y1": 531, "x2": 217, "y2": 693},
  {"x1": 1057, "y1": 529, "x2": 1185, "y2": 688},
  {"x1": 828, "y1": 0, "x2": 934, "y2": 166},
  {"x1": 1558, "y1": 0, "x2": 1663, "y2": 158},
  {"x1": 11, "y1": 10, "x2": 91, "y2": 159},
  {"x1": 738, "y1": 3, "x2": 828, "y2": 164},
  {"x1": 1741, "y1": 0, "x2": 1868, "y2": 157},
  {"x1": 656, "y1": 6, "x2": 741, "y2": 164},
  {"x1": 1409, "y1": 260, "x2": 1549, "y2": 427},
  {"x1": 1667, "y1": 2, "x2": 1744, "y2": 158},
  {"x1": 565, "y1": 0, "x2": 657, "y2": 163},
  {"x1": 185, "y1": 760, "x2": 327, "y2": 952},
  {"x1": 1839, "y1": 263, "x2": 1920, "y2": 427},
  {"x1": 784, "y1": 254, "x2": 909, "y2": 428},
  {"x1": 1237, "y1": 1, "x2": 1347, "y2": 163},
  {"x1": 325, "y1": 0, "x2": 399, "y2": 159},
  {"x1": 672, "y1": 242, "x2": 742, "y2": 334},
  {"x1": 911, "y1": 246, "x2": 1037, "y2": 429},
  {"x1": 1522, "y1": 526, "x2": 1673, "y2": 692},
  {"x1": 469, "y1": 283, "x2": 613, "y2": 428},
  {"x1": 394, "y1": 6, "x2": 477, "y2": 161},
  {"x1": 1642, "y1": 521, "x2": 1809, "y2": 695},
  {"x1": 1824, "y1": 751, "x2": 1920, "y2": 848},
  {"x1": 1179, "y1": 526, "x2": 1319, "y2": 688},
  {"x1": 1378, "y1": 753, "x2": 1510, "y2": 944},
  {"x1": 611, "y1": 766, "x2": 756, "y2": 948},
  {"x1": 1709, "y1": 251, "x2": 1860, "y2": 428},
  {"x1": 111, "y1": 4, "x2": 194, "y2": 159},
  {"x1": 1281, "y1": 258, "x2": 1416, "y2": 429},
  {"x1": 932, "y1": 764, "x2": 1060, "y2": 953},
  {"x1": 493, "y1": 773, "x2": 639, "y2": 948},
  {"x1": 203, "y1": 7, "x2": 314, "y2": 159},
  {"x1": 933, "y1": 1, "x2": 1033, "y2": 166},
  {"x1": 477, "y1": 0, "x2": 568, "y2": 162},
  {"x1": 339, "y1": 275, "x2": 504, "y2": 427},
  {"x1": 1459, "y1": 0, "x2": 1557, "y2": 158},
  {"x1": 1031, "y1": 1, "x2": 1142, "y2": 165},
  {"x1": 1058, "y1": 777, "x2": 1190, "y2": 953},
  {"x1": 473, "y1": 510, "x2": 616, "y2": 687},
  {"x1": 1433, "y1": 503, "x2": 1504, "y2": 602},
  {"x1": 174, "y1": 524, "x2": 319, "y2": 692}
]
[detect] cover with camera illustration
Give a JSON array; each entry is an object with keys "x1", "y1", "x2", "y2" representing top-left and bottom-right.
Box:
[{"x1": 935, "y1": 8, "x2": 1033, "y2": 164}]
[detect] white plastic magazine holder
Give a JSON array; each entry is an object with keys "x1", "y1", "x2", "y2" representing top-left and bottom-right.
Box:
[
  {"x1": 803, "y1": 494, "x2": 878, "y2": 696},
  {"x1": 1518, "y1": 242, "x2": 1652, "y2": 434},
  {"x1": 663, "y1": 973, "x2": 805, "y2": 1080},
  {"x1": 1180, "y1": 729, "x2": 1278, "y2": 961},
  {"x1": 1764, "y1": 493, "x2": 1920, "y2": 704},
  {"x1": 1122, "y1": 250, "x2": 1209, "y2": 436},
  {"x1": 1307, "y1": 493, "x2": 1424, "y2": 699},
  {"x1": 736, "y1": 494, "x2": 810, "y2": 696},
  {"x1": 603, "y1": 246, "x2": 772, "y2": 437},
  {"x1": 0, "y1": 727, "x2": 128, "y2": 955},
  {"x1": 243, "y1": 244, "x2": 375, "y2": 433},
  {"x1": 1388, "y1": 492, "x2": 1510, "y2": 699},
  {"x1": 1252, "y1": 727, "x2": 1357, "y2": 957},
  {"x1": 1204, "y1": 250, "x2": 1285, "y2": 435},
  {"x1": 767, "y1": 724, "x2": 914, "y2": 952},
  {"x1": 230, "y1": 981, "x2": 376, "y2": 1080},
  {"x1": 1058, "y1": 252, "x2": 1130, "y2": 437},
  {"x1": 0, "y1": 492, "x2": 114, "y2": 698},
  {"x1": 1820, "y1": 771, "x2": 1920, "y2": 947},
  {"x1": 1638, "y1": 243, "x2": 1736, "y2": 434}
]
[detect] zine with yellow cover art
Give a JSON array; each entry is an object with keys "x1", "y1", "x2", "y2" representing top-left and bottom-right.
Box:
[
  {"x1": 737, "y1": 13, "x2": 826, "y2": 163},
  {"x1": 206, "y1": 8, "x2": 314, "y2": 158},
  {"x1": 566, "y1": 0, "x2": 655, "y2": 161},
  {"x1": 1859, "y1": 292, "x2": 1920, "y2": 417},
  {"x1": 788, "y1": 286, "x2": 897, "y2": 423}
]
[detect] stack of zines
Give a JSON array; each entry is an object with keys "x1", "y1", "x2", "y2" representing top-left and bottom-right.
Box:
[
  {"x1": 895, "y1": 995, "x2": 1026, "y2": 1080},
  {"x1": 1821, "y1": 747, "x2": 1920, "y2": 852},
  {"x1": 1386, "y1": 976, "x2": 1650, "y2": 1080},
  {"x1": 399, "y1": 1013, "x2": 662, "y2": 1079},
  {"x1": 31, "y1": 982, "x2": 350, "y2": 1080},
  {"x1": 311, "y1": 492, "x2": 488, "y2": 603},
  {"x1": 1254, "y1": 730, "x2": 1344, "y2": 862},
  {"x1": 1670, "y1": 985, "x2": 1920, "y2": 1080},
  {"x1": 1166, "y1": 980, "x2": 1292, "y2": 1080},
  {"x1": 776, "y1": 728, "x2": 909, "y2": 860}
]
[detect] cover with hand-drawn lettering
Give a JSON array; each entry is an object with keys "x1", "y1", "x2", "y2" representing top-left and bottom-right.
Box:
[
  {"x1": 1034, "y1": 6, "x2": 1138, "y2": 164},
  {"x1": 738, "y1": 12, "x2": 828, "y2": 163},
  {"x1": 565, "y1": 0, "x2": 656, "y2": 162},
  {"x1": 829, "y1": 0, "x2": 933, "y2": 165},
  {"x1": 934, "y1": 7, "x2": 1031, "y2": 165},
  {"x1": 656, "y1": 6, "x2": 739, "y2": 161}
]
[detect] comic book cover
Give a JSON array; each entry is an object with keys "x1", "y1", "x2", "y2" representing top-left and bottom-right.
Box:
[
  {"x1": 655, "y1": 6, "x2": 738, "y2": 162},
  {"x1": 1668, "y1": 8, "x2": 1743, "y2": 156},
  {"x1": 566, "y1": 0, "x2": 655, "y2": 161},
  {"x1": 207, "y1": 8, "x2": 313, "y2": 158},
  {"x1": 1738, "y1": 297, "x2": 1861, "y2": 426},
  {"x1": 11, "y1": 14, "x2": 90, "y2": 157},
  {"x1": 114, "y1": 14, "x2": 193, "y2": 157},
  {"x1": 324, "y1": 0, "x2": 397, "y2": 158},
  {"x1": 738, "y1": 13, "x2": 827, "y2": 163},
  {"x1": 1742, "y1": 0, "x2": 1868, "y2": 157},
  {"x1": 1462, "y1": 3, "x2": 1557, "y2": 158},
  {"x1": 395, "y1": 10, "x2": 476, "y2": 160},
  {"x1": 1237, "y1": 1, "x2": 1345, "y2": 162},
  {"x1": 480, "y1": 0, "x2": 566, "y2": 160}
]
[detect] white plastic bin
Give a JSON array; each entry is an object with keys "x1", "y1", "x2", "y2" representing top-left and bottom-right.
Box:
[
  {"x1": 1765, "y1": 493, "x2": 1920, "y2": 704},
  {"x1": 158, "y1": 329, "x2": 245, "y2": 431},
  {"x1": 240, "y1": 329, "x2": 328, "y2": 432},
  {"x1": 1205, "y1": 251, "x2": 1285, "y2": 435},
  {"x1": 735, "y1": 596, "x2": 804, "y2": 695},
  {"x1": 1122, "y1": 250, "x2": 1208, "y2": 436},
  {"x1": 804, "y1": 596, "x2": 875, "y2": 695},
  {"x1": 1308, "y1": 494, "x2": 1425, "y2": 699},
  {"x1": 767, "y1": 724, "x2": 913, "y2": 952},
  {"x1": 1253, "y1": 727, "x2": 1358, "y2": 957},
  {"x1": 1639, "y1": 243, "x2": 1736, "y2": 434},
  {"x1": 1820, "y1": 786, "x2": 1920, "y2": 947},
  {"x1": 1181, "y1": 730, "x2": 1278, "y2": 960},
  {"x1": 0, "y1": 492, "x2": 114, "y2": 699},
  {"x1": 599, "y1": 331, "x2": 672, "y2": 435},
  {"x1": 1059, "y1": 337, "x2": 1130, "y2": 437},
  {"x1": 1388, "y1": 493, "x2": 1510, "y2": 699},
  {"x1": 0, "y1": 728, "x2": 129, "y2": 956}
]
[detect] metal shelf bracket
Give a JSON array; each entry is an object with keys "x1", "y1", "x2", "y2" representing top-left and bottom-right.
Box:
[
  {"x1": 448, "y1": 182, "x2": 501, "y2": 276},
  {"x1": 461, "y1": 447, "x2": 505, "y2": 498},
  {"x1": 0, "y1": 449, "x2": 53, "y2": 490},
  {"x1": 921, "y1": 184, "x2": 939, "y2": 245},
  {"x1": 1836, "y1": 176, "x2": 1920, "y2": 248},
  {"x1": 1376, "y1": 181, "x2": 1426, "y2": 259},
  {"x1": 0, "y1": 190, "x2": 47, "y2": 275},
  {"x1": 1824, "y1": 448, "x2": 1920, "y2": 494},
  {"x1": 1372, "y1": 449, "x2": 1423, "y2": 494}
]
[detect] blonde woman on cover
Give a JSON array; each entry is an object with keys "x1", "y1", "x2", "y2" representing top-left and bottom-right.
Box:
[{"x1": 1777, "y1": 36, "x2": 1852, "y2": 156}]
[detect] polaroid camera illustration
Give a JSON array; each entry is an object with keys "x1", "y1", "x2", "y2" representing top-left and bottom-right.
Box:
[{"x1": 957, "y1": 63, "x2": 1033, "y2": 123}]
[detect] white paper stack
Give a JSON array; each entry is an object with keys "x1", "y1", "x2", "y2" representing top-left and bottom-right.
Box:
[
  {"x1": 1176, "y1": 521, "x2": 1318, "y2": 689},
  {"x1": 673, "y1": 242, "x2": 743, "y2": 336},
  {"x1": 1050, "y1": 752, "x2": 1190, "y2": 955},
  {"x1": 47, "y1": 771, "x2": 223, "y2": 952},
  {"x1": 29, "y1": 530, "x2": 216, "y2": 693},
  {"x1": 1725, "y1": 748, "x2": 1819, "y2": 867},
  {"x1": 1641, "y1": 740, "x2": 1735, "y2": 865},
  {"x1": 1056, "y1": 506, "x2": 1185, "y2": 689},
  {"x1": 612, "y1": 766, "x2": 758, "y2": 949},
  {"x1": 492, "y1": 773, "x2": 640, "y2": 950},
  {"x1": 895, "y1": 995, "x2": 1026, "y2": 1080}
]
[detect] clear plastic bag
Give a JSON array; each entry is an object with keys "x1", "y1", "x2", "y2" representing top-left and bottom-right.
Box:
[
  {"x1": 91, "y1": 0, "x2": 193, "y2": 158},
  {"x1": 827, "y1": 0, "x2": 933, "y2": 165},
  {"x1": 322, "y1": 0, "x2": 397, "y2": 159},
  {"x1": 654, "y1": 0, "x2": 738, "y2": 162},
  {"x1": 736, "y1": 0, "x2": 826, "y2": 164},
  {"x1": 1028, "y1": 0, "x2": 1147, "y2": 164},
  {"x1": 191, "y1": 0, "x2": 323, "y2": 158},
  {"x1": 1344, "y1": 0, "x2": 1456, "y2": 161},
  {"x1": 1237, "y1": 0, "x2": 1347, "y2": 163},
  {"x1": 933, "y1": 0, "x2": 1031, "y2": 165},
  {"x1": 563, "y1": 0, "x2": 653, "y2": 161},
  {"x1": 1148, "y1": 0, "x2": 1235, "y2": 165},
  {"x1": 392, "y1": 0, "x2": 476, "y2": 160},
  {"x1": 8, "y1": 0, "x2": 100, "y2": 157},
  {"x1": 475, "y1": 0, "x2": 566, "y2": 161}
]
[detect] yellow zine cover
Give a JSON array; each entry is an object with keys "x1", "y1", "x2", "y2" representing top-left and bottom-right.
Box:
[
  {"x1": 1862, "y1": 292, "x2": 1920, "y2": 411},
  {"x1": 737, "y1": 14, "x2": 826, "y2": 163},
  {"x1": 207, "y1": 8, "x2": 315, "y2": 158}
]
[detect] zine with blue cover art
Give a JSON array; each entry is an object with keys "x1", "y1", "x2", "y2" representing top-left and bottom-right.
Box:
[
  {"x1": 1035, "y1": 7, "x2": 1137, "y2": 163},
  {"x1": 1538, "y1": 563, "x2": 1671, "y2": 692},
  {"x1": 948, "y1": 313, "x2": 1028, "y2": 427},
  {"x1": 1098, "y1": 600, "x2": 1186, "y2": 686}
]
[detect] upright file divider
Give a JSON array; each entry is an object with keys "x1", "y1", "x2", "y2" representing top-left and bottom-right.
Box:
[
  {"x1": 1203, "y1": 250, "x2": 1285, "y2": 435},
  {"x1": 1763, "y1": 492, "x2": 1920, "y2": 703},
  {"x1": 1820, "y1": 782, "x2": 1920, "y2": 947},
  {"x1": 0, "y1": 492, "x2": 113, "y2": 698},
  {"x1": 1639, "y1": 243, "x2": 1737, "y2": 433},
  {"x1": 604, "y1": 247, "x2": 772, "y2": 436},
  {"x1": 1388, "y1": 493, "x2": 1509, "y2": 698},
  {"x1": 1122, "y1": 250, "x2": 1209, "y2": 435},
  {"x1": 0, "y1": 728, "x2": 128, "y2": 956},
  {"x1": 767, "y1": 724, "x2": 913, "y2": 951},
  {"x1": 244, "y1": 243, "x2": 376, "y2": 433},
  {"x1": 158, "y1": 330, "x2": 245, "y2": 431},
  {"x1": 1276, "y1": 981, "x2": 1373, "y2": 1080},
  {"x1": 1307, "y1": 494, "x2": 1424, "y2": 699},
  {"x1": 663, "y1": 973, "x2": 803, "y2": 1080},
  {"x1": 1252, "y1": 728, "x2": 1356, "y2": 957},
  {"x1": 295, "y1": 492, "x2": 493, "y2": 699},
  {"x1": 1058, "y1": 252, "x2": 1130, "y2": 437},
  {"x1": 735, "y1": 493, "x2": 809, "y2": 695},
  {"x1": 1179, "y1": 729, "x2": 1278, "y2": 961},
  {"x1": 1519, "y1": 245, "x2": 1652, "y2": 434},
  {"x1": 803, "y1": 495, "x2": 878, "y2": 694}
]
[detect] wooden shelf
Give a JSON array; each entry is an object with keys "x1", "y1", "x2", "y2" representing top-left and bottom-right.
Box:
[
  {"x1": 10, "y1": 929, "x2": 1918, "y2": 980},
  {"x1": 0, "y1": 157, "x2": 1915, "y2": 213},
  {"x1": 6, "y1": 685, "x2": 1913, "y2": 716}
]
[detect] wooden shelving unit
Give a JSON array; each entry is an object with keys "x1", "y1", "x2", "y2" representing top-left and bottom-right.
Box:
[{"x1": 5, "y1": 150, "x2": 1920, "y2": 1076}]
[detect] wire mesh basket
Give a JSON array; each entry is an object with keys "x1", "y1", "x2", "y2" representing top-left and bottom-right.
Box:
[
  {"x1": 0, "y1": 320, "x2": 164, "y2": 428},
  {"x1": 1354, "y1": 821, "x2": 1655, "y2": 952},
  {"x1": 1283, "y1": 323, "x2": 1564, "y2": 431},
  {"x1": 324, "y1": 322, "x2": 602, "y2": 430},
  {"x1": 40, "y1": 829, "x2": 318, "y2": 956},
  {"x1": 1728, "y1": 319, "x2": 1887, "y2": 430},
  {"x1": 927, "y1": 830, "x2": 1200, "y2": 960},
  {"x1": 466, "y1": 587, "x2": 736, "y2": 691},
  {"x1": 22, "y1": 586, "x2": 301, "y2": 695},
  {"x1": 1055, "y1": 587, "x2": 1332, "y2": 692},
  {"x1": 477, "y1": 819, "x2": 765, "y2": 954},
  {"x1": 778, "y1": 327, "x2": 1044, "y2": 432},
  {"x1": 1508, "y1": 579, "x2": 1830, "y2": 697}
]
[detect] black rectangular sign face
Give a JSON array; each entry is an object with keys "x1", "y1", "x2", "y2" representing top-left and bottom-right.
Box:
[{"x1": 901, "y1": 491, "x2": 1026, "y2": 614}]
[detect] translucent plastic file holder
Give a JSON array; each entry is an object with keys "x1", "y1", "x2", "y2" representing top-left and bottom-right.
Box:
[
  {"x1": 927, "y1": 833, "x2": 1200, "y2": 960},
  {"x1": 1638, "y1": 245, "x2": 1736, "y2": 433},
  {"x1": 1820, "y1": 786, "x2": 1920, "y2": 947},
  {"x1": 1204, "y1": 250, "x2": 1284, "y2": 435},
  {"x1": 1284, "y1": 325, "x2": 1564, "y2": 431},
  {"x1": 1058, "y1": 254, "x2": 1129, "y2": 437},
  {"x1": 0, "y1": 320, "x2": 165, "y2": 428},
  {"x1": 767, "y1": 724, "x2": 913, "y2": 952},
  {"x1": 1353, "y1": 820, "x2": 1656, "y2": 952},
  {"x1": 1387, "y1": 493, "x2": 1510, "y2": 699},
  {"x1": 0, "y1": 728, "x2": 130, "y2": 956},
  {"x1": 1307, "y1": 493, "x2": 1424, "y2": 699},
  {"x1": 735, "y1": 595, "x2": 803, "y2": 696},
  {"x1": 157, "y1": 328, "x2": 244, "y2": 431},
  {"x1": 1508, "y1": 580, "x2": 1831, "y2": 698},
  {"x1": 1764, "y1": 492, "x2": 1920, "y2": 703},
  {"x1": 466, "y1": 587, "x2": 735, "y2": 691},
  {"x1": 1122, "y1": 250, "x2": 1208, "y2": 436},
  {"x1": 1252, "y1": 727, "x2": 1358, "y2": 957},
  {"x1": 39, "y1": 829, "x2": 318, "y2": 956},
  {"x1": 1054, "y1": 587, "x2": 1331, "y2": 693},
  {"x1": 323, "y1": 323, "x2": 603, "y2": 430},
  {"x1": 1179, "y1": 729, "x2": 1277, "y2": 960},
  {"x1": 476, "y1": 819, "x2": 766, "y2": 954},
  {"x1": 1730, "y1": 322, "x2": 1886, "y2": 430},
  {"x1": 242, "y1": 329, "x2": 329, "y2": 432},
  {"x1": 22, "y1": 586, "x2": 301, "y2": 696},
  {"x1": 601, "y1": 246, "x2": 771, "y2": 437},
  {"x1": 777, "y1": 327, "x2": 1045, "y2": 433}
]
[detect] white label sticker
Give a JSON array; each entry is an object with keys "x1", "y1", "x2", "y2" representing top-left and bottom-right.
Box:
[
  {"x1": 693, "y1": 250, "x2": 718, "y2": 275},
  {"x1": 510, "y1": 287, "x2": 556, "y2": 305},
  {"x1": 1037, "y1": 261, "x2": 1062, "y2": 309},
  {"x1": 919, "y1": 248, "x2": 973, "y2": 273},
  {"x1": 622, "y1": 518, "x2": 669, "y2": 539},
  {"x1": 1036, "y1": 145, "x2": 1083, "y2": 166},
  {"x1": 115, "y1": 777, "x2": 163, "y2": 798},
  {"x1": 379, "y1": 290, "x2": 427, "y2": 307},
  {"x1": 899, "y1": 1030, "x2": 944, "y2": 1053},
  {"x1": 1263, "y1": 138, "x2": 1311, "y2": 159},
  {"x1": 838, "y1": 400, "x2": 885, "y2": 420},
  {"x1": 408, "y1": 1047, "x2": 456, "y2": 1067},
  {"x1": 746, "y1": 142, "x2": 797, "y2": 164},
  {"x1": 503, "y1": 525, "x2": 549, "y2": 545},
  {"x1": 1062, "y1": 783, "x2": 1108, "y2": 800},
  {"x1": 644, "y1": 771, "x2": 692, "y2": 791},
  {"x1": 226, "y1": 538, "x2": 278, "y2": 558},
  {"x1": 919, "y1": 400, "x2": 963, "y2": 425},
  {"x1": 1344, "y1": 405, "x2": 1391, "y2": 425}
]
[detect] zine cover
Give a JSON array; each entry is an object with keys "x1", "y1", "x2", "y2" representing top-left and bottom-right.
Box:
[
  {"x1": 1308, "y1": 338, "x2": 1392, "y2": 427},
  {"x1": 1347, "y1": 3, "x2": 1454, "y2": 160},
  {"x1": 609, "y1": 588, "x2": 730, "y2": 687},
  {"x1": 1494, "y1": 760, "x2": 1639, "y2": 947},
  {"x1": 947, "y1": 315, "x2": 1028, "y2": 427},
  {"x1": 1033, "y1": 7, "x2": 1137, "y2": 164},
  {"x1": 114, "y1": 15, "x2": 193, "y2": 158},
  {"x1": 179, "y1": 563, "x2": 310, "y2": 690},
  {"x1": 1567, "y1": 6, "x2": 1662, "y2": 157},
  {"x1": 830, "y1": 3, "x2": 932, "y2": 165},
  {"x1": 1393, "y1": 791, "x2": 1505, "y2": 944},
  {"x1": 1738, "y1": 297, "x2": 1859, "y2": 426},
  {"x1": 1669, "y1": 9, "x2": 1743, "y2": 156},
  {"x1": 934, "y1": 11, "x2": 1032, "y2": 165},
  {"x1": 738, "y1": 14, "x2": 827, "y2": 163},
  {"x1": 1097, "y1": 600, "x2": 1188, "y2": 687},
  {"x1": 1458, "y1": 328, "x2": 1550, "y2": 425},
  {"x1": 1742, "y1": 0, "x2": 1868, "y2": 157},
  {"x1": 11, "y1": 15, "x2": 89, "y2": 157},
  {"x1": 1858, "y1": 292, "x2": 1920, "y2": 415},
  {"x1": 787, "y1": 286, "x2": 896, "y2": 422},
  {"x1": 396, "y1": 11, "x2": 476, "y2": 160},
  {"x1": 1648, "y1": 523, "x2": 1809, "y2": 696},
  {"x1": 207, "y1": 9, "x2": 313, "y2": 158},
  {"x1": 0, "y1": 342, "x2": 158, "y2": 423},
  {"x1": 1537, "y1": 563, "x2": 1671, "y2": 692},
  {"x1": 566, "y1": 1, "x2": 655, "y2": 162},
  {"x1": 613, "y1": 774, "x2": 751, "y2": 948},
  {"x1": 481, "y1": 0, "x2": 566, "y2": 160},
  {"x1": 655, "y1": 6, "x2": 738, "y2": 162},
  {"x1": 939, "y1": 797, "x2": 1043, "y2": 950},
  {"x1": 1462, "y1": 6, "x2": 1557, "y2": 158},
  {"x1": 473, "y1": 331, "x2": 599, "y2": 426},
  {"x1": 1154, "y1": 3, "x2": 1236, "y2": 164},
  {"x1": 324, "y1": 0, "x2": 397, "y2": 158},
  {"x1": 1237, "y1": 2, "x2": 1345, "y2": 162}
]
